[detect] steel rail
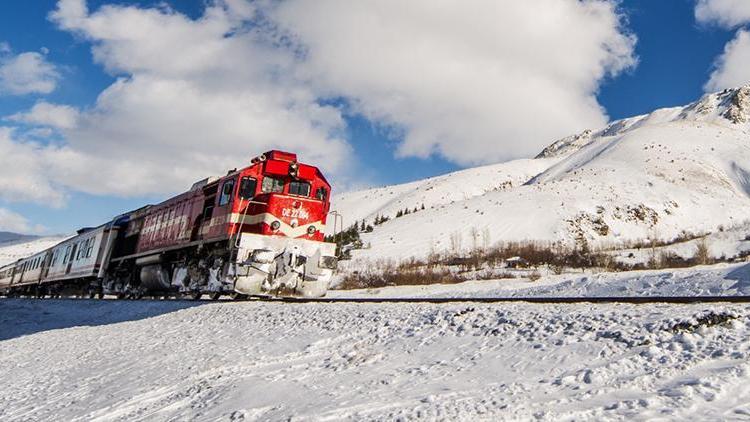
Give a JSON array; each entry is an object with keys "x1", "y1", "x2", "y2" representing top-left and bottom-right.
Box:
[
  {"x1": 3, "y1": 295, "x2": 750, "y2": 304},
  {"x1": 266, "y1": 296, "x2": 750, "y2": 304}
]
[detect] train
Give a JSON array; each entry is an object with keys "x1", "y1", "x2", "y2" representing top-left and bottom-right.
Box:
[{"x1": 0, "y1": 150, "x2": 338, "y2": 299}]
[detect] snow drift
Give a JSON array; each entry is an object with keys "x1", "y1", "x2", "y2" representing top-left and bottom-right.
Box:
[{"x1": 1, "y1": 298, "x2": 749, "y2": 420}]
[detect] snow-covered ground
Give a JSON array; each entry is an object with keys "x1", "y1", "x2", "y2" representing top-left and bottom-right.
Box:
[{"x1": 1, "y1": 298, "x2": 749, "y2": 421}]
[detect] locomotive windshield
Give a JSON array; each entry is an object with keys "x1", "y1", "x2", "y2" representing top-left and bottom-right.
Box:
[
  {"x1": 289, "y1": 181, "x2": 311, "y2": 197},
  {"x1": 261, "y1": 176, "x2": 284, "y2": 193}
]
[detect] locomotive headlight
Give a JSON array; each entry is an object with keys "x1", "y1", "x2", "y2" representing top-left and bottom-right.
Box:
[
  {"x1": 270, "y1": 220, "x2": 281, "y2": 231},
  {"x1": 307, "y1": 225, "x2": 317, "y2": 235}
]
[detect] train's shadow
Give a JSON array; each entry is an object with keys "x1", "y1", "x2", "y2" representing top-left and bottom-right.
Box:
[
  {"x1": 726, "y1": 263, "x2": 750, "y2": 291},
  {"x1": 0, "y1": 298, "x2": 209, "y2": 341}
]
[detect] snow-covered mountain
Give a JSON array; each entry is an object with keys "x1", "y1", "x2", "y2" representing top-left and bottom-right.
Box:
[
  {"x1": 0, "y1": 235, "x2": 71, "y2": 267},
  {"x1": 331, "y1": 86, "x2": 750, "y2": 261},
  {"x1": 0, "y1": 232, "x2": 40, "y2": 246}
]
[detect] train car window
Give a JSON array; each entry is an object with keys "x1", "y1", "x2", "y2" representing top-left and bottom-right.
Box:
[
  {"x1": 261, "y1": 176, "x2": 284, "y2": 193},
  {"x1": 315, "y1": 187, "x2": 328, "y2": 201},
  {"x1": 219, "y1": 179, "x2": 235, "y2": 206},
  {"x1": 239, "y1": 177, "x2": 257, "y2": 200},
  {"x1": 87, "y1": 239, "x2": 94, "y2": 257},
  {"x1": 289, "y1": 181, "x2": 311, "y2": 197}
]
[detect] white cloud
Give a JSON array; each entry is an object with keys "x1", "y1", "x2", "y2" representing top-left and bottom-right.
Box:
[
  {"x1": 1, "y1": 0, "x2": 637, "y2": 207},
  {"x1": 42, "y1": 0, "x2": 352, "y2": 199},
  {"x1": 705, "y1": 29, "x2": 750, "y2": 91},
  {"x1": 0, "y1": 46, "x2": 60, "y2": 95},
  {"x1": 695, "y1": 1, "x2": 750, "y2": 91},
  {"x1": 695, "y1": 0, "x2": 750, "y2": 28},
  {"x1": 0, "y1": 207, "x2": 45, "y2": 234},
  {"x1": 8, "y1": 102, "x2": 80, "y2": 129},
  {"x1": 0, "y1": 127, "x2": 68, "y2": 206},
  {"x1": 271, "y1": 0, "x2": 637, "y2": 164}
]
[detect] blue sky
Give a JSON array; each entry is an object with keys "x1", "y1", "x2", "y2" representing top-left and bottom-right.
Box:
[{"x1": 0, "y1": 0, "x2": 748, "y2": 235}]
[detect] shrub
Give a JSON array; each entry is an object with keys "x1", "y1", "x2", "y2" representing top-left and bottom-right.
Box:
[{"x1": 694, "y1": 238, "x2": 713, "y2": 265}]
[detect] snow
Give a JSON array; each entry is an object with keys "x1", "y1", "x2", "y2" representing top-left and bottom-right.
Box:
[
  {"x1": 331, "y1": 86, "x2": 750, "y2": 264},
  {"x1": 2, "y1": 297, "x2": 750, "y2": 420},
  {"x1": 0, "y1": 235, "x2": 71, "y2": 267},
  {"x1": 329, "y1": 157, "x2": 559, "y2": 232},
  {"x1": 329, "y1": 262, "x2": 750, "y2": 299}
]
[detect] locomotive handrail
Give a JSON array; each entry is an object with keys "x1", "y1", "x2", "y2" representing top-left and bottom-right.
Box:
[{"x1": 233, "y1": 199, "x2": 269, "y2": 249}]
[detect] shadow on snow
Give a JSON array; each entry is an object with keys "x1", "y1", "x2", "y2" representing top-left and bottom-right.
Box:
[{"x1": 0, "y1": 298, "x2": 209, "y2": 341}]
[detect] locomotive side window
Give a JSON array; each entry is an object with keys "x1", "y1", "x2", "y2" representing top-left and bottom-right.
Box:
[
  {"x1": 239, "y1": 177, "x2": 257, "y2": 200},
  {"x1": 315, "y1": 187, "x2": 328, "y2": 201},
  {"x1": 261, "y1": 176, "x2": 284, "y2": 193},
  {"x1": 289, "y1": 181, "x2": 311, "y2": 197},
  {"x1": 219, "y1": 179, "x2": 235, "y2": 206}
]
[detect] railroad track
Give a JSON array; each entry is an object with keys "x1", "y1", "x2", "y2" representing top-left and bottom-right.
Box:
[
  {"x1": 3, "y1": 295, "x2": 750, "y2": 304},
  {"x1": 270, "y1": 296, "x2": 750, "y2": 304}
]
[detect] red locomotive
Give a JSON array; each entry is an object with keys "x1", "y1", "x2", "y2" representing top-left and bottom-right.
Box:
[{"x1": 0, "y1": 150, "x2": 338, "y2": 299}]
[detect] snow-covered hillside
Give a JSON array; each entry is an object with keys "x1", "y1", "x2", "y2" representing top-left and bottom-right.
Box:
[
  {"x1": 0, "y1": 235, "x2": 71, "y2": 267},
  {"x1": 331, "y1": 86, "x2": 750, "y2": 262},
  {"x1": 2, "y1": 297, "x2": 749, "y2": 421}
]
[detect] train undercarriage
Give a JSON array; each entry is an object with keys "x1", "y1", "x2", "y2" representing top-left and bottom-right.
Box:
[{"x1": 3, "y1": 233, "x2": 337, "y2": 300}]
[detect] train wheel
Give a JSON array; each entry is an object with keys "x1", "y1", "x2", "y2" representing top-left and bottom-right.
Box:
[
  {"x1": 189, "y1": 292, "x2": 203, "y2": 301},
  {"x1": 209, "y1": 292, "x2": 221, "y2": 301}
]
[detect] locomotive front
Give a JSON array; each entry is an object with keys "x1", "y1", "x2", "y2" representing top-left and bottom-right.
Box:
[{"x1": 228, "y1": 151, "x2": 338, "y2": 297}]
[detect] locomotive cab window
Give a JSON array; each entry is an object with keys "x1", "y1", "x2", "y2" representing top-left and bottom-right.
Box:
[
  {"x1": 289, "y1": 181, "x2": 311, "y2": 197},
  {"x1": 239, "y1": 177, "x2": 257, "y2": 200},
  {"x1": 315, "y1": 187, "x2": 328, "y2": 201},
  {"x1": 219, "y1": 179, "x2": 235, "y2": 206},
  {"x1": 261, "y1": 176, "x2": 284, "y2": 193}
]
